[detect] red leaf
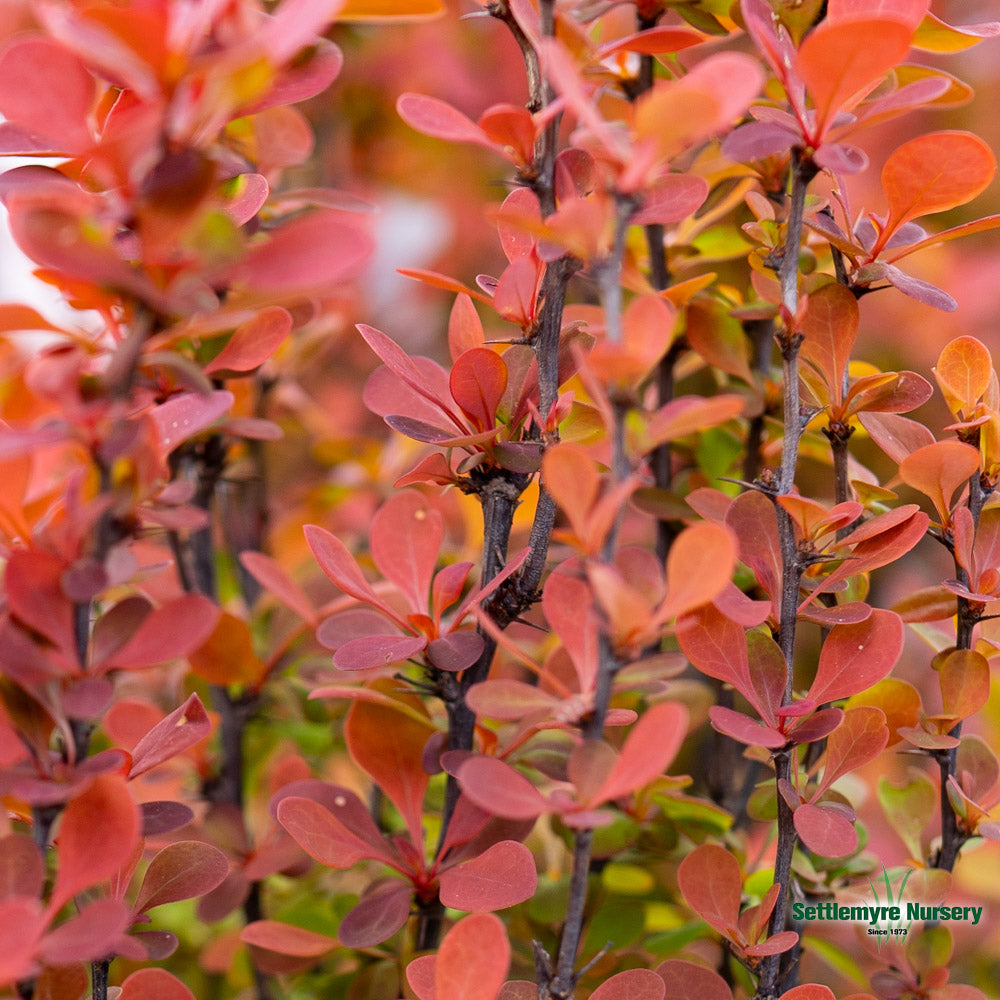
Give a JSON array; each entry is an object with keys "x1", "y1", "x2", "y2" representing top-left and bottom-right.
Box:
[
  {"x1": 0, "y1": 38, "x2": 94, "y2": 152},
  {"x1": 204, "y1": 307, "x2": 292, "y2": 375},
  {"x1": 677, "y1": 605, "x2": 760, "y2": 715},
  {"x1": 725, "y1": 490, "x2": 782, "y2": 608},
  {"x1": 129, "y1": 694, "x2": 212, "y2": 778},
  {"x1": 858, "y1": 411, "x2": 935, "y2": 464},
  {"x1": 793, "y1": 802, "x2": 858, "y2": 857},
  {"x1": 439, "y1": 840, "x2": 537, "y2": 911},
  {"x1": 39, "y1": 898, "x2": 132, "y2": 965},
  {"x1": 598, "y1": 26, "x2": 704, "y2": 57},
  {"x1": 149, "y1": 390, "x2": 234, "y2": 454},
  {"x1": 632, "y1": 175, "x2": 709, "y2": 226},
  {"x1": 492, "y1": 257, "x2": 539, "y2": 328},
  {"x1": 270, "y1": 780, "x2": 389, "y2": 846},
  {"x1": 105, "y1": 595, "x2": 220, "y2": 670},
  {"x1": 240, "y1": 921, "x2": 337, "y2": 957},
  {"x1": 276, "y1": 796, "x2": 393, "y2": 870},
  {"x1": 385, "y1": 414, "x2": 499, "y2": 447},
  {"x1": 426, "y1": 631, "x2": 485, "y2": 673},
  {"x1": 780, "y1": 987, "x2": 837, "y2": 1000},
  {"x1": 541, "y1": 560, "x2": 600, "y2": 693},
  {"x1": 359, "y1": 323, "x2": 467, "y2": 428},
  {"x1": 233, "y1": 210, "x2": 372, "y2": 293},
  {"x1": 465, "y1": 679, "x2": 557, "y2": 721},
  {"x1": 371, "y1": 491, "x2": 444, "y2": 611},
  {"x1": 744, "y1": 930, "x2": 799, "y2": 957},
  {"x1": 543, "y1": 444, "x2": 601, "y2": 547},
  {"x1": 50, "y1": 774, "x2": 140, "y2": 911},
  {"x1": 882, "y1": 132, "x2": 996, "y2": 236},
  {"x1": 0, "y1": 898, "x2": 46, "y2": 985},
  {"x1": 807, "y1": 610, "x2": 904, "y2": 704},
  {"x1": 0, "y1": 834, "x2": 43, "y2": 900},
  {"x1": 590, "y1": 969, "x2": 666, "y2": 1000},
  {"x1": 4, "y1": 549, "x2": 77, "y2": 666},
  {"x1": 708, "y1": 706, "x2": 786, "y2": 749},
  {"x1": 239, "y1": 551, "x2": 317, "y2": 625},
  {"x1": 677, "y1": 844, "x2": 743, "y2": 941},
  {"x1": 435, "y1": 913, "x2": 511, "y2": 1000},
  {"x1": 304, "y1": 523, "x2": 400, "y2": 621},
  {"x1": 338, "y1": 882, "x2": 412, "y2": 947},
  {"x1": 449, "y1": 294, "x2": 485, "y2": 361},
  {"x1": 655, "y1": 959, "x2": 732, "y2": 1000},
  {"x1": 119, "y1": 969, "x2": 196, "y2": 1000},
  {"x1": 397, "y1": 93, "x2": 494, "y2": 149},
  {"x1": 136, "y1": 841, "x2": 230, "y2": 913},
  {"x1": 827, "y1": 0, "x2": 926, "y2": 29},
  {"x1": 334, "y1": 633, "x2": 427, "y2": 671},
  {"x1": 457, "y1": 757, "x2": 547, "y2": 821},
  {"x1": 345, "y1": 686, "x2": 432, "y2": 846},
  {"x1": 408, "y1": 955, "x2": 437, "y2": 1000}
]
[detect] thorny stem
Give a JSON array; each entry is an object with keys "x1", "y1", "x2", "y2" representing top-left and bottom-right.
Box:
[
  {"x1": 542, "y1": 193, "x2": 633, "y2": 1000},
  {"x1": 629, "y1": 38, "x2": 681, "y2": 564},
  {"x1": 440, "y1": 479, "x2": 520, "y2": 836},
  {"x1": 936, "y1": 470, "x2": 988, "y2": 871},
  {"x1": 742, "y1": 319, "x2": 775, "y2": 486},
  {"x1": 25, "y1": 308, "x2": 154, "y2": 1000},
  {"x1": 91, "y1": 959, "x2": 111, "y2": 1000},
  {"x1": 757, "y1": 151, "x2": 816, "y2": 1000},
  {"x1": 550, "y1": 828, "x2": 596, "y2": 997},
  {"x1": 415, "y1": 896, "x2": 446, "y2": 953},
  {"x1": 171, "y1": 420, "x2": 274, "y2": 1000}
]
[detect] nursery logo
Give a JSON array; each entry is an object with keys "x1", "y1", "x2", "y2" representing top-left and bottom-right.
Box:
[{"x1": 790, "y1": 866, "x2": 984, "y2": 950}]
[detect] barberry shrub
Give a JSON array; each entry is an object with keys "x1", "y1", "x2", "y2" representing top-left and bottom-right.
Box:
[{"x1": 1, "y1": 2, "x2": 999, "y2": 1000}]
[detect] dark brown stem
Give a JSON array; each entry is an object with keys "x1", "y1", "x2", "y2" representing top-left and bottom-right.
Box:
[
  {"x1": 742, "y1": 319, "x2": 775, "y2": 485},
  {"x1": 757, "y1": 152, "x2": 815, "y2": 1000},
  {"x1": 91, "y1": 959, "x2": 111, "y2": 1000},
  {"x1": 550, "y1": 828, "x2": 595, "y2": 998},
  {"x1": 415, "y1": 896, "x2": 446, "y2": 952},
  {"x1": 439, "y1": 476, "x2": 522, "y2": 837},
  {"x1": 936, "y1": 471, "x2": 986, "y2": 871}
]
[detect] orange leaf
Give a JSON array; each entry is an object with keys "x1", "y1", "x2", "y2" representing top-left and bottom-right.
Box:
[
  {"x1": 796, "y1": 19, "x2": 912, "y2": 139},
  {"x1": 881, "y1": 131, "x2": 997, "y2": 238},
  {"x1": 939, "y1": 649, "x2": 990, "y2": 722},
  {"x1": 933, "y1": 336, "x2": 993, "y2": 417},
  {"x1": 799, "y1": 283, "x2": 858, "y2": 408},
  {"x1": 898, "y1": 440, "x2": 980, "y2": 525},
  {"x1": 543, "y1": 444, "x2": 601, "y2": 545},
  {"x1": 345, "y1": 682, "x2": 432, "y2": 847},
  {"x1": 448, "y1": 294, "x2": 485, "y2": 362},
  {"x1": 340, "y1": 0, "x2": 444, "y2": 20},
  {"x1": 188, "y1": 612, "x2": 265, "y2": 687},
  {"x1": 658, "y1": 521, "x2": 738, "y2": 623}
]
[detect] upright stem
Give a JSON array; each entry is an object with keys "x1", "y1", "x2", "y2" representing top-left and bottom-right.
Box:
[
  {"x1": 544, "y1": 196, "x2": 632, "y2": 1000},
  {"x1": 742, "y1": 318, "x2": 775, "y2": 486},
  {"x1": 757, "y1": 151, "x2": 815, "y2": 1000},
  {"x1": 936, "y1": 470, "x2": 986, "y2": 871}
]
